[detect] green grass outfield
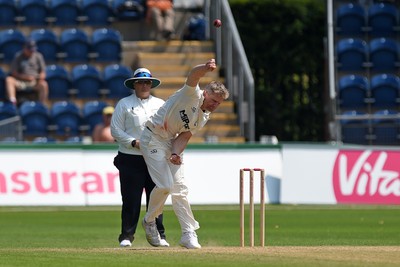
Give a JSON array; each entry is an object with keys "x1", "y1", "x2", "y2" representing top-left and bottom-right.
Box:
[{"x1": 0, "y1": 205, "x2": 399, "y2": 267}]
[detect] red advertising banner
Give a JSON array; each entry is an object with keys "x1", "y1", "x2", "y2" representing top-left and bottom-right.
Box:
[{"x1": 333, "y1": 150, "x2": 400, "y2": 204}]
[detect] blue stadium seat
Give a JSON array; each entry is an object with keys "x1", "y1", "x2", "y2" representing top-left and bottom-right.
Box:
[
  {"x1": 371, "y1": 109, "x2": 399, "y2": 145},
  {"x1": 49, "y1": 0, "x2": 81, "y2": 26},
  {"x1": 0, "y1": 101, "x2": 17, "y2": 120},
  {"x1": 369, "y1": 38, "x2": 399, "y2": 72},
  {"x1": 19, "y1": 101, "x2": 50, "y2": 136},
  {"x1": 368, "y1": 2, "x2": 398, "y2": 37},
  {"x1": 1, "y1": 136, "x2": 17, "y2": 143},
  {"x1": 0, "y1": 29, "x2": 26, "y2": 63},
  {"x1": 0, "y1": 67, "x2": 5, "y2": 100},
  {"x1": 81, "y1": 0, "x2": 113, "y2": 26},
  {"x1": 82, "y1": 100, "x2": 108, "y2": 133},
  {"x1": 29, "y1": 29, "x2": 59, "y2": 63},
  {"x1": 370, "y1": 73, "x2": 400, "y2": 108},
  {"x1": 113, "y1": 0, "x2": 146, "y2": 21},
  {"x1": 71, "y1": 64, "x2": 103, "y2": 98},
  {"x1": 0, "y1": 0, "x2": 18, "y2": 26},
  {"x1": 336, "y1": 3, "x2": 366, "y2": 36},
  {"x1": 46, "y1": 65, "x2": 71, "y2": 99},
  {"x1": 50, "y1": 101, "x2": 82, "y2": 135},
  {"x1": 18, "y1": 0, "x2": 49, "y2": 26},
  {"x1": 183, "y1": 14, "x2": 206, "y2": 40},
  {"x1": 32, "y1": 136, "x2": 56, "y2": 143},
  {"x1": 64, "y1": 135, "x2": 82, "y2": 143},
  {"x1": 60, "y1": 28, "x2": 91, "y2": 62},
  {"x1": 103, "y1": 64, "x2": 133, "y2": 98},
  {"x1": 336, "y1": 38, "x2": 367, "y2": 71},
  {"x1": 91, "y1": 28, "x2": 122, "y2": 62},
  {"x1": 338, "y1": 75, "x2": 369, "y2": 109},
  {"x1": 340, "y1": 110, "x2": 370, "y2": 145}
]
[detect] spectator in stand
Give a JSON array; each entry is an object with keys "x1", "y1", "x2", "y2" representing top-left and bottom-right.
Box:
[
  {"x1": 6, "y1": 39, "x2": 48, "y2": 106},
  {"x1": 92, "y1": 106, "x2": 115, "y2": 143},
  {"x1": 146, "y1": 0, "x2": 175, "y2": 40}
]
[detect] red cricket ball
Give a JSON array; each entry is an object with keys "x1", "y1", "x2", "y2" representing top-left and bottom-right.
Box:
[{"x1": 213, "y1": 19, "x2": 222, "y2": 28}]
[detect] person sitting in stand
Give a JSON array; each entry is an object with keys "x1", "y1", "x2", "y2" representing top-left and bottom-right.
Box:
[
  {"x1": 5, "y1": 39, "x2": 48, "y2": 106},
  {"x1": 92, "y1": 106, "x2": 115, "y2": 143},
  {"x1": 146, "y1": 0, "x2": 175, "y2": 40}
]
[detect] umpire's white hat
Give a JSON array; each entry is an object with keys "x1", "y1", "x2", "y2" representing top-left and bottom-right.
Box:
[{"x1": 124, "y1": 68, "x2": 161, "y2": 89}]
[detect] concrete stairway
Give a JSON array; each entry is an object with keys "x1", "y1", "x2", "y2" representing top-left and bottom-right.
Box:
[{"x1": 121, "y1": 40, "x2": 245, "y2": 143}]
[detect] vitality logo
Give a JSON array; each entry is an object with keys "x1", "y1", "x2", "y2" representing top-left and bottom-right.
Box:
[{"x1": 332, "y1": 150, "x2": 400, "y2": 204}]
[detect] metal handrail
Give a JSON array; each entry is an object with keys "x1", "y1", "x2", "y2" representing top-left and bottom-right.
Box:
[
  {"x1": 0, "y1": 115, "x2": 23, "y2": 141},
  {"x1": 204, "y1": 0, "x2": 255, "y2": 141}
]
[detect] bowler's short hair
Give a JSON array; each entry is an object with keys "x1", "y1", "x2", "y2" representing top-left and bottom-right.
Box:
[{"x1": 205, "y1": 81, "x2": 229, "y2": 99}]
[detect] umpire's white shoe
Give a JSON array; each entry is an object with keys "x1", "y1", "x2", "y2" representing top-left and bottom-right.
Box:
[
  {"x1": 142, "y1": 219, "x2": 162, "y2": 247},
  {"x1": 119, "y1": 239, "x2": 132, "y2": 247},
  {"x1": 159, "y1": 238, "x2": 170, "y2": 247},
  {"x1": 179, "y1": 231, "x2": 201, "y2": 249}
]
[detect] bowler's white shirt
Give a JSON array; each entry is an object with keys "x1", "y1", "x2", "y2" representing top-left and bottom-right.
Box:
[
  {"x1": 149, "y1": 84, "x2": 210, "y2": 140},
  {"x1": 111, "y1": 92, "x2": 165, "y2": 155}
]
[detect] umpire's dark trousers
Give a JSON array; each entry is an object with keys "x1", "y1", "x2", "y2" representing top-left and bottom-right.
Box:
[{"x1": 114, "y1": 152, "x2": 165, "y2": 242}]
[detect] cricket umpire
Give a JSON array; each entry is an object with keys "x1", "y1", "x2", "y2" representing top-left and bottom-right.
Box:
[{"x1": 111, "y1": 67, "x2": 169, "y2": 247}]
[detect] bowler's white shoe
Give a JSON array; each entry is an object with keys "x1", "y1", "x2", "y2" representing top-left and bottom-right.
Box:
[
  {"x1": 179, "y1": 231, "x2": 201, "y2": 249},
  {"x1": 142, "y1": 219, "x2": 162, "y2": 247},
  {"x1": 119, "y1": 239, "x2": 132, "y2": 247},
  {"x1": 159, "y1": 238, "x2": 170, "y2": 247}
]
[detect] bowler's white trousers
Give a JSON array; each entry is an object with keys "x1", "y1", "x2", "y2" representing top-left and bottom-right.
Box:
[{"x1": 140, "y1": 127, "x2": 200, "y2": 233}]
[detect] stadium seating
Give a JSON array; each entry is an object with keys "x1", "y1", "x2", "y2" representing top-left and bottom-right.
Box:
[
  {"x1": 369, "y1": 37, "x2": 399, "y2": 72},
  {"x1": 32, "y1": 136, "x2": 56, "y2": 143},
  {"x1": 0, "y1": 67, "x2": 5, "y2": 100},
  {"x1": 19, "y1": 101, "x2": 50, "y2": 136},
  {"x1": 64, "y1": 136, "x2": 82, "y2": 143},
  {"x1": 29, "y1": 29, "x2": 59, "y2": 63},
  {"x1": 340, "y1": 110, "x2": 370, "y2": 145},
  {"x1": 0, "y1": 28, "x2": 26, "y2": 63},
  {"x1": 0, "y1": 101, "x2": 17, "y2": 120},
  {"x1": 50, "y1": 101, "x2": 82, "y2": 136},
  {"x1": 112, "y1": 0, "x2": 146, "y2": 21},
  {"x1": 370, "y1": 73, "x2": 400, "y2": 108},
  {"x1": 336, "y1": 38, "x2": 367, "y2": 71},
  {"x1": 338, "y1": 74, "x2": 369, "y2": 110},
  {"x1": 49, "y1": 0, "x2": 81, "y2": 26},
  {"x1": 59, "y1": 28, "x2": 91, "y2": 62},
  {"x1": 367, "y1": 2, "x2": 398, "y2": 37},
  {"x1": 91, "y1": 28, "x2": 122, "y2": 62},
  {"x1": 103, "y1": 64, "x2": 132, "y2": 98},
  {"x1": 46, "y1": 65, "x2": 71, "y2": 99},
  {"x1": 336, "y1": 3, "x2": 366, "y2": 36},
  {"x1": 71, "y1": 64, "x2": 103, "y2": 98},
  {"x1": 371, "y1": 109, "x2": 399, "y2": 145},
  {"x1": 18, "y1": 0, "x2": 49, "y2": 26},
  {"x1": 183, "y1": 14, "x2": 206, "y2": 40},
  {"x1": 81, "y1": 100, "x2": 108, "y2": 134},
  {"x1": 0, "y1": 0, "x2": 18, "y2": 26},
  {"x1": 81, "y1": 0, "x2": 113, "y2": 26}
]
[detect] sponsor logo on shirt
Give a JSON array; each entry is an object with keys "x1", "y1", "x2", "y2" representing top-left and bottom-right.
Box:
[{"x1": 179, "y1": 110, "x2": 190, "y2": 129}]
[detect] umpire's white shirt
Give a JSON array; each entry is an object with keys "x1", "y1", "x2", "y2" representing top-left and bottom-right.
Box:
[{"x1": 110, "y1": 91, "x2": 165, "y2": 155}]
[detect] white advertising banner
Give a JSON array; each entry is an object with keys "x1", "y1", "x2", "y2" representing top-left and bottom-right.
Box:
[
  {"x1": 0, "y1": 147, "x2": 282, "y2": 206},
  {"x1": 281, "y1": 145, "x2": 400, "y2": 205},
  {"x1": 281, "y1": 145, "x2": 338, "y2": 204}
]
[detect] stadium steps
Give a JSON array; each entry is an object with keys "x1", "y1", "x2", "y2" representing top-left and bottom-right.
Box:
[
  {"x1": 132, "y1": 52, "x2": 216, "y2": 67},
  {"x1": 121, "y1": 40, "x2": 244, "y2": 143},
  {"x1": 122, "y1": 40, "x2": 214, "y2": 53}
]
